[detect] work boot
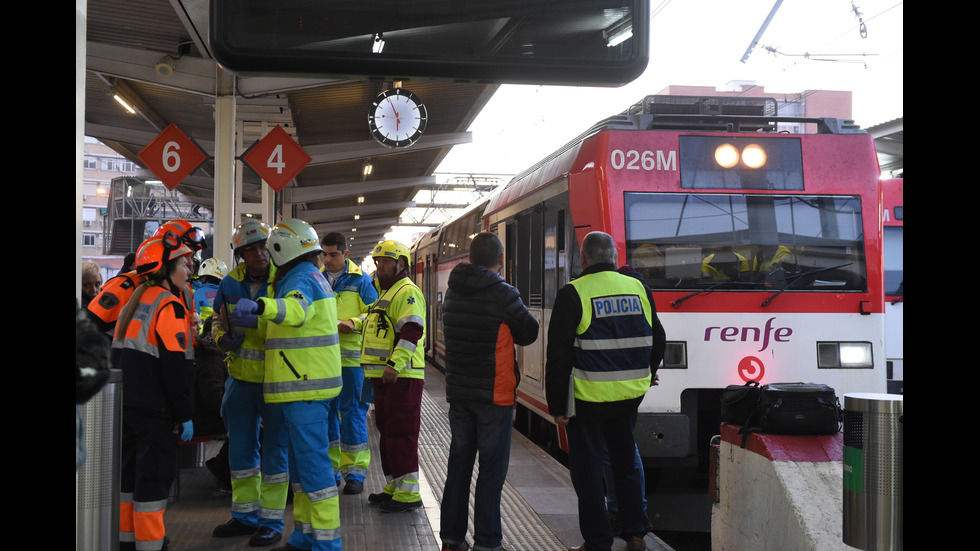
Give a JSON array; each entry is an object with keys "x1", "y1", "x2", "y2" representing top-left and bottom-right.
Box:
[
  {"x1": 626, "y1": 535, "x2": 646, "y2": 551},
  {"x1": 380, "y1": 498, "x2": 422, "y2": 513},
  {"x1": 212, "y1": 518, "x2": 257, "y2": 537}
]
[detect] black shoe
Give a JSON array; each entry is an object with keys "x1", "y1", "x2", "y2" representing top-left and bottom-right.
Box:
[
  {"x1": 270, "y1": 545, "x2": 305, "y2": 551},
  {"x1": 380, "y1": 498, "x2": 422, "y2": 513},
  {"x1": 343, "y1": 479, "x2": 364, "y2": 495},
  {"x1": 249, "y1": 527, "x2": 282, "y2": 547},
  {"x1": 213, "y1": 518, "x2": 258, "y2": 537},
  {"x1": 368, "y1": 491, "x2": 393, "y2": 504}
]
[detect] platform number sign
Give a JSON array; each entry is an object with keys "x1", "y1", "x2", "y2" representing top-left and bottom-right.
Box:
[
  {"x1": 241, "y1": 125, "x2": 312, "y2": 192},
  {"x1": 138, "y1": 123, "x2": 209, "y2": 191}
]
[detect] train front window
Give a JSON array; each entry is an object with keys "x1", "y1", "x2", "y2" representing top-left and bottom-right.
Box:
[
  {"x1": 679, "y1": 136, "x2": 804, "y2": 190},
  {"x1": 625, "y1": 193, "x2": 867, "y2": 292}
]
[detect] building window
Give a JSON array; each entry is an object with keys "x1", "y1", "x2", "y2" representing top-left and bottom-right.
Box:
[
  {"x1": 83, "y1": 234, "x2": 98, "y2": 247},
  {"x1": 84, "y1": 156, "x2": 98, "y2": 170}
]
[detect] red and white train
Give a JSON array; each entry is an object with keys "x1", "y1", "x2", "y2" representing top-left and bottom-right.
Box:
[
  {"x1": 411, "y1": 95, "x2": 889, "y2": 531},
  {"x1": 881, "y1": 177, "x2": 903, "y2": 394}
]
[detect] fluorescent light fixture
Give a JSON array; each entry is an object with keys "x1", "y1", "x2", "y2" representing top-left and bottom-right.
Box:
[
  {"x1": 372, "y1": 33, "x2": 385, "y2": 54},
  {"x1": 113, "y1": 94, "x2": 137, "y2": 114}
]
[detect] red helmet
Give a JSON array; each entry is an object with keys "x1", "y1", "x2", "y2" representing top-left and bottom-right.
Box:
[
  {"x1": 137, "y1": 231, "x2": 194, "y2": 275},
  {"x1": 154, "y1": 219, "x2": 206, "y2": 251}
]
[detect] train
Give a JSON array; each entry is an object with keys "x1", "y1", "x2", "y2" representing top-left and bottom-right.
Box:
[
  {"x1": 410, "y1": 94, "x2": 888, "y2": 531},
  {"x1": 881, "y1": 177, "x2": 903, "y2": 394}
]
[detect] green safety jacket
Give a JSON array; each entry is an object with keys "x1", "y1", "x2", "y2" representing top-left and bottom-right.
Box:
[
  {"x1": 211, "y1": 263, "x2": 276, "y2": 383},
  {"x1": 567, "y1": 270, "x2": 653, "y2": 403},
  {"x1": 323, "y1": 259, "x2": 379, "y2": 368},
  {"x1": 357, "y1": 276, "x2": 426, "y2": 379},
  {"x1": 257, "y1": 262, "x2": 343, "y2": 403}
]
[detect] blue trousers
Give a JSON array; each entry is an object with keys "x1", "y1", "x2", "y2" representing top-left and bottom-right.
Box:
[
  {"x1": 566, "y1": 409, "x2": 645, "y2": 551},
  {"x1": 440, "y1": 401, "x2": 514, "y2": 551},
  {"x1": 280, "y1": 399, "x2": 342, "y2": 551},
  {"x1": 221, "y1": 378, "x2": 289, "y2": 532},
  {"x1": 337, "y1": 366, "x2": 370, "y2": 482}
]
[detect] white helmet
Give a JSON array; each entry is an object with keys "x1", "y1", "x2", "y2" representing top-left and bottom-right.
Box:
[
  {"x1": 198, "y1": 257, "x2": 228, "y2": 280},
  {"x1": 267, "y1": 218, "x2": 322, "y2": 266},
  {"x1": 230, "y1": 219, "x2": 272, "y2": 252}
]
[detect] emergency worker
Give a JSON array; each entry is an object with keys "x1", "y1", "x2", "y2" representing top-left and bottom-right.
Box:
[
  {"x1": 210, "y1": 219, "x2": 288, "y2": 547},
  {"x1": 112, "y1": 231, "x2": 196, "y2": 551},
  {"x1": 701, "y1": 248, "x2": 751, "y2": 281},
  {"x1": 230, "y1": 218, "x2": 343, "y2": 551},
  {"x1": 545, "y1": 231, "x2": 657, "y2": 551},
  {"x1": 320, "y1": 232, "x2": 378, "y2": 495},
  {"x1": 194, "y1": 257, "x2": 228, "y2": 330},
  {"x1": 87, "y1": 219, "x2": 205, "y2": 336},
  {"x1": 340, "y1": 240, "x2": 426, "y2": 513}
]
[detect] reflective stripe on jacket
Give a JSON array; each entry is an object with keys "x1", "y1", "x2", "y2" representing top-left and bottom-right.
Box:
[
  {"x1": 567, "y1": 271, "x2": 653, "y2": 403},
  {"x1": 259, "y1": 261, "x2": 343, "y2": 403}
]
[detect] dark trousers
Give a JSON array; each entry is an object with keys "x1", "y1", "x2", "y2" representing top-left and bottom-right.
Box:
[
  {"x1": 120, "y1": 411, "x2": 177, "y2": 551},
  {"x1": 440, "y1": 401, "x2": 514, "y2": 550},
  {"x1": 372, "y1": 377, "x2": 424, "y2": 481},
  {"x1": 566, "y1": 408, "x2": 644, "y2": 551}
]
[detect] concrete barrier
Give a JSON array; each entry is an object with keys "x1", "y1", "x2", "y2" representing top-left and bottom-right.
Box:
[{"x1": 711, "y1": 423, "x2": 854, "y2": 551}]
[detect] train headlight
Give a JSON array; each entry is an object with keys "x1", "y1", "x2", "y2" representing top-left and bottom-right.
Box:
[
  {"x1": 714, "y1": 144, "x2": 739, "y2": 168},
  {"x1": 662, "y1": 341, "x2": 688, "y2": 369},
  {"x1": 741, "y1": 144, "x2": 767, "y2": 169},
  {"x1": 817, "y1": 342, "x2": 873, "y2": 368}
]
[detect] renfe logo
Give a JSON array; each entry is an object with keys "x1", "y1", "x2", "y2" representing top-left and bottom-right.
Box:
[{"x1": 704, "y1": 317, "x2": 792, "y2": 352}]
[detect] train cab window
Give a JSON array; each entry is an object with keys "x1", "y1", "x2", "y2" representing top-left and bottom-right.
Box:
[
  {"x1": 624, "y1": 192, "x2": 868, "y2": 292},
  {"x1": 679, "y1": 136, "x2": 804, "y2": 190}
]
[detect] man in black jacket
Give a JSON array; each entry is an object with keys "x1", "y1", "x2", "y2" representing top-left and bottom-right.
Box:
[{"x1": 440, "y1": 232, "x2": 539, "y2": 551}]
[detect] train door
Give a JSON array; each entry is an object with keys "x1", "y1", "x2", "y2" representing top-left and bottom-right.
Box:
[{"x1": 500, "y1": 208, "x2": 545, "y2": 387}]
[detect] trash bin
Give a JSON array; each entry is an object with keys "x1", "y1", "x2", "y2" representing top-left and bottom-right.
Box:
[
  {"x1": 842, "y1": 392, "x2": 903, "y2": 550},
  {"x1": 76, "y1": 369, "x2": 122, "y2": 551}
]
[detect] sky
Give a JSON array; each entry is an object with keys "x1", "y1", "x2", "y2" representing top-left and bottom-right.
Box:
[
  {"x1": 435, "y1": 0, "x2": 903, "y2": 176},
  {"x1": 379, "y1": 1, "x2": 903, "y2": 249}
]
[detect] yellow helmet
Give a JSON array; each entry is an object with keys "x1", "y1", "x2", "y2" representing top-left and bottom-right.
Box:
[{"x1": 372, "y1": 240, "x2": 410, "y2": 268}]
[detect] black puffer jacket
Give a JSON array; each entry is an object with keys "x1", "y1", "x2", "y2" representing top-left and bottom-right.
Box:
[{"x1": 443, "y1": 262, "x2": 539, "y2": 405}]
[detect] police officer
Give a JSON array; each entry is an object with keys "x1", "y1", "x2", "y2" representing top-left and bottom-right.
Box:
[
  {"x1": 340, "y1": 239, "x2": 426, "y2": 512},
  {"x1": 320, "y1": 232, "x2": 379, "y2": 495},
  {"x1": 545, "y1": 231, "x2": 658, "y2": 551},
  {"x1": 231, "y1": 218, "x2": 343, "y2": 551},
  {"x1": 210, "y1": 219, "x2": 288, "y2": 547},
  {"x1": 112, "y1": 231, "x2": 196, "y2": 551}
]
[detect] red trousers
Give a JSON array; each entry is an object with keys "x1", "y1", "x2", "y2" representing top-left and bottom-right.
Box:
[{"x1": 371, "y1": 377, "x2": 423, "y2": 479}]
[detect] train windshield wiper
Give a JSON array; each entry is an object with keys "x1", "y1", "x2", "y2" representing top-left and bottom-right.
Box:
[
  {"x1": 671, "y1": 280, "x2": 758, "y2": 308},
  {"x1": 761, "y1": 263, "x2": 853, "y2": 307}
]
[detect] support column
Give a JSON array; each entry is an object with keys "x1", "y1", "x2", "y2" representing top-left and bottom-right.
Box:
[{"x1": 213, "y1": 69, "x2": 237, "y2": 268}]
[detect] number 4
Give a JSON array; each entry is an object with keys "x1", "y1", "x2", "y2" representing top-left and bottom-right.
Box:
[{"x1": 267, "y1": 144, "x2": 285, "y2": 174}]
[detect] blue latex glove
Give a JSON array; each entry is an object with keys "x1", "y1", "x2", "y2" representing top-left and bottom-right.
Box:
[
  {"x1": 180, "y1": 420, "x2": 194, "y2": 442},
  {"x1": 217, "y1": 331, "x2": 244, "y2": 350},
  {"x1": 228, "y1": 298, "x2": 259, "y2": 328}
]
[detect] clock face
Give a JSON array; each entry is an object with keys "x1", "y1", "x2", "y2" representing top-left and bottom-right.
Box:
[{"x1": 368, "y1": 88, "x2": 428, "y2": 148}]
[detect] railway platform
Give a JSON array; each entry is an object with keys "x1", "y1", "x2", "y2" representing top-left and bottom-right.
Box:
[{"x1": 160, "y1": 364, "x2": 675, "y2": 551}]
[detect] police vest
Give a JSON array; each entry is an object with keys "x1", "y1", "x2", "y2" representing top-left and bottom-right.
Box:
[
  {"x1": 361, "y1": 277, "x2": 426, "y2": 379},
  {"x1": 259, "y1": 262, "x2": 343, "y2": 403},
  {"x1": 568, "y1": 271, "x2": 653, "y2": 403},
  {"x1": 212, "y1": 263, "x2": 276, "y2": 383}
]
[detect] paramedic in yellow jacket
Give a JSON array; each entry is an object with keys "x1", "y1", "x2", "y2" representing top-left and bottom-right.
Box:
[
  {"x1": 230, "y1": 218, "x2": 343, "y2": 551},
  {"x1": 320, "y1": 232, "x2": 379, "y2": 496},
  {"x1": 339, "y1": 239, "x2": 426, "y2": 513}
]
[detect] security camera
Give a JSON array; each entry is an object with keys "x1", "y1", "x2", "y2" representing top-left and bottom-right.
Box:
[{"x1": 155, "y1": 56, "x2": 175, "y2": 77}]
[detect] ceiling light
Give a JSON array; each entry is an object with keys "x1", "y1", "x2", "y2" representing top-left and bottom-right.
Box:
[{"x1": 113, "y1": 94, "x2": 137, "y2": 114}]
